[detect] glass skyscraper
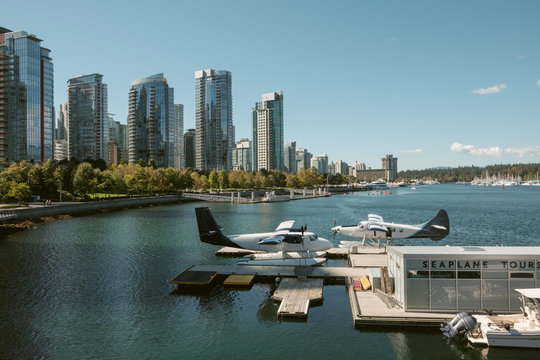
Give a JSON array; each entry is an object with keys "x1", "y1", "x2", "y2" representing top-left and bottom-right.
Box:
[
  {"x1": 0, "y1": 27, "x2": 54, "y2": 163},
  {"x1": 284, "y1": 141, "x2": 296, "y2": 173},
  {"x1": 252, "y1": 91, "x2": 283, "y2": 171},
  {"x1": 67, "y1": 74, "x2": 108, "y2": 162},
  {"x1": 174, "y1": 104, "x2": 184, "y2": 169},
  {"x1": 195, "y1": 69, "x2": 233, "y2": 171},
  {"x1": 128, "y1": 73, "x2": 175, "y2": 168},
  {"x1": 184, "y1": 129, "x2": 196, "y2": 169}
]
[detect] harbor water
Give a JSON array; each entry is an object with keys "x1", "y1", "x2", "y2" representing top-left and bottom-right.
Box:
[{"x1": 1, "y1": 184, "x2": 540, "y2": 359}]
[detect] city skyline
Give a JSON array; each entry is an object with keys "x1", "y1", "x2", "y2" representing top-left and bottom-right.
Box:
[{"x1": 2, "y1": 0, "x2": 540, "y2": 170}]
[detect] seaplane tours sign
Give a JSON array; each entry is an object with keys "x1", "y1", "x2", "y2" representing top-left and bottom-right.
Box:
[{"x1": 407, "y1": 259, "x2": 540, "y2": 271}]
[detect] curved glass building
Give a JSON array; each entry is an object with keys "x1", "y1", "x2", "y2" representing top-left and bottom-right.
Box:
[
  {"x1": 195, "y1": 69, "x2": 233, "y2": 171},
  {"x1": 128, "y1": 73, "x2": 176, "y2": 168}
]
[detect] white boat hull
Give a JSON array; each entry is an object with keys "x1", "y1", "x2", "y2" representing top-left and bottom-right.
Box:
[{"x1": 469, "y1": 315, "x2": 540, "y2": 348}]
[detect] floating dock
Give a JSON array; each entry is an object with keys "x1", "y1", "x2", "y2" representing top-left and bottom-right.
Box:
[
  {"x1": 175, "y1": 264, "x2": 370, "y2": 282},
  {"x1": 223, "y1": 274, "x2": 255, "y2": 287},
  {"x1": 345, "y1": 276, "x2": 455, "y2": 327},
  {"x1": 273, "y1": 277, "x2": 324, "y2": 319},
  {"x1": 169, "y1": 269, "x2": 219, "y2": 290}
]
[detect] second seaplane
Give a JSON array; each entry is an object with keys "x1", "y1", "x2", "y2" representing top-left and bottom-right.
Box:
[
  {"x1": 195, "y1": 207, "x2": 333, "y2": 266},
  {"x1": 332, "y1": 209, "x2": 450, "y2": 247}
]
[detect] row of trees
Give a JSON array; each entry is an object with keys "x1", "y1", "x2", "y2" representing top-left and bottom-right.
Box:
[
  {"x1": 398, "y1": 163, "x2": 540, "y2": 183},
  {"x1": 0, "y1": 160, "x2": 352, "y2": 204}
]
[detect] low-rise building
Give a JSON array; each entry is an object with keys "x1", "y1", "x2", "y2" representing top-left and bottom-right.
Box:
[{"x1": 387, "y1": 246, "x2": 540, "y2": 313}]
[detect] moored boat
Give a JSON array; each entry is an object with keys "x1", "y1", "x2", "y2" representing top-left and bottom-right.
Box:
[{"x1": 442, "y1": 288, "x2": 540, "y2": 348}]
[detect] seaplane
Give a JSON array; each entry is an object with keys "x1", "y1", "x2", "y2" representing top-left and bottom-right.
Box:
[
  {"x1": 331, "y1": 209, "x2": 449, "y2": 246},
  {"x1": 195, "y1": 207, "x2": 333, "y2": 266}
]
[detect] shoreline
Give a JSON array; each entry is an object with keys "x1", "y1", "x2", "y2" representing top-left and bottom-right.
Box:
[{"x1": 0, "y1": 195, "x2": 186, "y2": 238}]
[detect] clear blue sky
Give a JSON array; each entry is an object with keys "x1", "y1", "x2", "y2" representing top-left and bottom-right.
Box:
[{"x1": 4, "y1": 0, "x2": 540, "y2": 170}]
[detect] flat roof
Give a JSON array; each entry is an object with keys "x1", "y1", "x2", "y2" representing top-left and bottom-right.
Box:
[{"x1": 387, "y1": 246, "x2": 540, "y2": 256}]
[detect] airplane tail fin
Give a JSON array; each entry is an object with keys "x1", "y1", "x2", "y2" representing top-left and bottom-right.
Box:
[
  {"x1": 195, "y1": 207, "x2": 236, "y2": 247},
  {"x1": 424, "y1": 209, "x2": 450, "y2": 240}
]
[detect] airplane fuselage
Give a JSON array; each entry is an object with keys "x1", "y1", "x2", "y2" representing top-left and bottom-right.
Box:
[
  {"x1": 228, "y1": 231, "x2": 333, "y2": 252},
  {"x1": 334, "y1": 221, "x2": 428, "y2": 240}
]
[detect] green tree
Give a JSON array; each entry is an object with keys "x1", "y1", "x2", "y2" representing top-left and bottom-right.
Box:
[
  {"x1": 228, "y1": 170, "x2": 244, "y2": 188},
  {"x1": 73, "y1": 162, "x2": 97, "y2": 196},
  {"x1": 7, "y1": 181, "x2": 31, "y2": 205},
  {"x1": 126, "y1": 166, "x2": 150, "y2": 195},
  {"x1": 178, "y1": 169, "x2": 194, "y2": 189},
  {"x1": 286, "y1": 173, "x2": 300, "y2": 188},
  {"x1": 242, "y1": 171, "x2": 254, "y2": 189},
  {"x1": 218, "y1": 170, "x2": 229, "y2": 189},
  {"x1": 254, "y1": 170, "x2": 267, "y2": 188},
  {"x1": 149, "y1": 168, "x2": 168, "y2": 193},
  {"x1": 0, "y1": 176, "x2": 10, "y2": 202},
  {"x1": 198, "y1": 174, "x2": 209, "y2": 190},
  {"x1": 208, "y1": 170, "x2": 219, "y2": 189}
]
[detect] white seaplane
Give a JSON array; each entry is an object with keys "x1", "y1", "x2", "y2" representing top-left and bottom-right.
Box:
[
  {"x1": 195, "y1": 207, "x2": 333, "y2": 266},
  {"x1": 331, "y1": 210, "x2": 449, "y2": 246}
]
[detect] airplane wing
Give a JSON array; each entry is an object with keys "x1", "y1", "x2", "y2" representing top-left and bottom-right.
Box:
[
  {"x1": 368, "y1": 214, "x2": 384, "y2": 223},
  {"x1": 367, "y1": 223, "x2": 389, "y2": 233},
  {"x1": 275, "y1": 220, "x2": 296, "y2": 232},
  {"x1": 258, "y1": 235, "x2": 284, "y2": 245}
]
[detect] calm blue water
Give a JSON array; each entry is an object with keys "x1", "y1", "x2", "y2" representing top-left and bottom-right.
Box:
[{"x1": 1, "y1": 184, "x2": 540, "y2": 359}]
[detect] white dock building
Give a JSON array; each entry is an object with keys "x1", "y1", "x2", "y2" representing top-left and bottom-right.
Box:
[{"x1": 387, "y1": 246, "x2": 540, "y2": 313}]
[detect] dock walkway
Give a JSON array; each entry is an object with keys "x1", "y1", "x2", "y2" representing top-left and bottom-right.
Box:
[
  {"x1": 273, "y1": 278, "x2": 324, "y2": 318},
  {"x1": 185, "y1": 264, "x2": 370, "y2": 280},
  {"x1": 347, "y1": 281, "x2": 453, "y2": 327}
]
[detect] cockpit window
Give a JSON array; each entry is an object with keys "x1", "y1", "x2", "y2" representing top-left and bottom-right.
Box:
[{"x1": 283, "y1": 235, "x2": 302, "y2": 244}]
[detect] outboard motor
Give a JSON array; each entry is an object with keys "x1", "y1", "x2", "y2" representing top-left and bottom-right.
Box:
[{"x1": 441, "y1": 312, "x2": 477, "y2": 339}]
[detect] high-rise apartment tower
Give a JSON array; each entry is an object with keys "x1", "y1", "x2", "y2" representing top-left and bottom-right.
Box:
[
  {"x1": 128, "y1": 73, "x2": 176, "y2": 168},
  {"x1": 195, "y1": 69, "x2": 233, "y2": 171},
  {"x1": 252, "y1": 91, "x2": 283, "y2": 171},
  {"x1": 67, "y1": 74, "x2": 108, "y2": 162},
  {"x1": 0, "y1": 27, "x2": 53, "y2": 163}
]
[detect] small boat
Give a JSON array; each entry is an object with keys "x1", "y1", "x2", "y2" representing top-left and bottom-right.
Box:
[
  {"x1": 411, "y1": 186, "x2": 417, "y2": 190},
  {"x1": 369, "y1": 179, "x2": 389, "y2": 190},
  {"x1": 442, "y1": 288, "x2": 540, "y2": 348}
]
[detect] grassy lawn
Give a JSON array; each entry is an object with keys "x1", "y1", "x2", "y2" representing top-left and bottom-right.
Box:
[{"x1": 0, "y1": 204, "x2": 26, "y2": 209}]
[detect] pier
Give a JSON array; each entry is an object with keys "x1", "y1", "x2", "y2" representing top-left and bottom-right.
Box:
[
  {"x1": 180, "y1": 188, "x2": 331, "y2": 204},
  {"x1": 273, "y1": 277, "x2": 324, "y2": 318},
  {"x1": 173, "y1": 245, "x2": 496, "y2": 327}
]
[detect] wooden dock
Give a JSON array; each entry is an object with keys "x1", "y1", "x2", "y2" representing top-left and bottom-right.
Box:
[
  {"x1": 346, "y1": 278, "x2": 453, "y2": 327},
  {"x1": 182, "y1": 264, "x2": 370, "y2": 281},
  {"x1": 273, "y1": 277, "x2": 324, "y2": 319}
]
